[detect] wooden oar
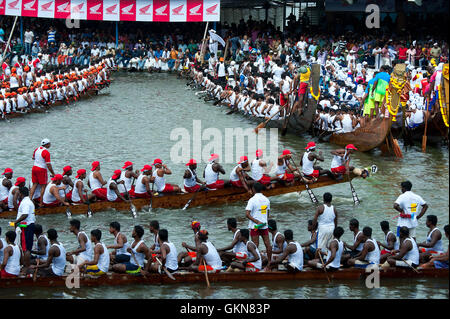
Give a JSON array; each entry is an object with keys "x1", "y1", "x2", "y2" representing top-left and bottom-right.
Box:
[
  {"x1": 422, "y1": 105, "x2": 429, "y2": 153},
  {"x1": 182, "y1": 186, "x2": 202, "y2": 210},
  {"x1": 289, "y1": 158, "x2": 318, "y2": 204},
  {"x1": 148, "y1": 182, "x2": 156, "y2": 213},
  {"x1": 202, "y1": 259, "x2": 211, "y2": 288},
  {"x1": 401, "y1": 257, "x2": 421, "y2": 274},
  {"x1": 63, "y1": 188, "x2": 72, "y2": 218},
  {"x1": 122, "y1": 183, "x2": 137, "y2": 218},
  {"x1": 254, "y1": 104, "x2": 287, "y2": 134},
  {"x1": 346, "y1": 168, "x2": 360, "y2": 205},
  {"x1": 130, "y1": 249, "x2": 147, "y2": 278},
  {"x1": 33, "y1": 259, "x2": 40, "y2": 282},
  {"x1": 317, "y1": 249, "x2": 331, "y2": 284},
  {"x1": 84, "y1": 190, "x2": 92, "y2": 218},
  {"x1": 155, "y1": 256, "x2": 176, "y2": 281}
]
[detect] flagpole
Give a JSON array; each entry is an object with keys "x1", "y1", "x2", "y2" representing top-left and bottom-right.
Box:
[
  {"x1": 200, "y1": 21, "x2": 209, "y2": 65},
  {"x1": 2, "y1": 16, "x2": 19, "y2": 62}
]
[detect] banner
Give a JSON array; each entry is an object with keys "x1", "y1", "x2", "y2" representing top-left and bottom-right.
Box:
[
  {"x1": 325, "y1": 0, "x2": 395, "y2": 12},
  {"x1": 0, "y1": 0, "x2": 219, "y2": 21}
]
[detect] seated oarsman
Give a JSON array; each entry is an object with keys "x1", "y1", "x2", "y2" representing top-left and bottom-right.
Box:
[
  {"x1": 301, "y1": 220, "x2": 318, "y2": 261},
  {"x1": 71, "y1": 169, "x2": 96, "y2": 203},
  {"x1": 204, "y1": 154, "x2": 229, "y2": 190},
  {"x1": 133, "y1": 165, "x2": 154, "y2": 198},
  {"x1": 117, "y1": 161, "x2": 139, "y2": 197},
  {"x1": 88, "y1": 161, "x2": 108, "y2": 201},
  {"x1": 308, "y1": 226, "x2": 345, "y2": 271},
  {"x1": 217, "y1": 218, "x2": 248, "y2": 267},
  {"x1": 178, "y1": 221, "x2": 202, "y2": 267},
  {"x1": 151, "y1": 159, "x2": 181, "y2": 194},
  {"x1": 377, "y1": 221, "x2": 399, "y2": 264},
  {"x1": 66, "y1": 219, "x2": 93, "y2": 266},
  {"x1": 107, "y1": 221, "x2": 130, "y2": 264},
  {"x1": 342, "y1": 218, "x2": 365, "y2": 265},
  {"x1": 0, "y1": 168, "x2": 13, "y2": 212},
  {"x1": 267, "y1": 219, "x2": 287, "y2": 268},
  {"x1": 183, "y1": 159, "x2": 206, "y2": 193},
  {"x1": 29, "y1": 229, "x2": 66, "y2": 277},
  {"x1": 250, "y1": 149, "x2": 275, "y2": 189},
  {"x1": 8, "y1": 177, "x2": 26, "y2": 211},
  {"x1": 418, "y1": 215, "x2": 444, "y2": 264},
  {"x1": 347, "y1": 227, "x2": 381, "y2": 268},
  {"x1": 145, "y1": 229, "x2": 178, "y2": 274},
  {"x1": 385, "y1": 226, "x2": 420, "y2": 269},
  {"x1": 330, "y1": 144, "x2": 358, "y2": 179},
  {"x1": 78, "y1": 229, "x2": 110, "y2": 276},
  {"x1": 148, "y1": 220, "x2": 161, "y2": 262},
  {"x1": 0, "y1": 227, "x2": 5, "y2": 265},
  {"x1": 268, "y1": 230, "x2": 304, "y2": 272},
  {"x1": 229, "y1": 228, "x2": 262, "y2": 272},
  {"x1": 419, "y1": 225, "x2": 449, "y2": 269},
  {"x1": 186, "y1": 230, "x2": 223, "y2": 273},
  {"x1": 113, "y1": 225, "x2": 150, "y2": 275},
  {"x1": 42, "y1": 174, "x2": 71, "y2": 207},
  {"x1": 23, "y1": 224, "x2": 49, "y2": 270},
  {"x1": 61, "y1": 165, "x2": 74, "y2": 201},
  {"x1": 300, "y1": 142, "x2": 335, "y2": 182},
  {"x1": 0, "y1": 231, "x2": 21, "y2": 278},
  {"x1": 229, "y1": 156, "x2": 253, "y2": 195},
  {"x1": 106, "y1": 170, "x2": 131, "y2": 202},
  {"x1": 275, "y1": 149, "x2": 299, "y2": 186}
]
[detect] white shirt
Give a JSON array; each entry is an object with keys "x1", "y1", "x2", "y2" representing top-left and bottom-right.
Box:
[
  {"x1": 17, "y1": 196, "x2": 36, "y2": 224},
  {"x1": 395, "y1": 191, "x2": 426, "y2": 229},
  {"x1": 246, "y1": 193, "x2": 270, "y2": 230}
]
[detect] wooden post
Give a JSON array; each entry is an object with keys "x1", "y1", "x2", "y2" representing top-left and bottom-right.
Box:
[
  {"x1": 2, "y1": 16, "x2": 19, "y2": 61},
  {"x1": 200, "y1": 22, "x2": 209, "y2": 65}
]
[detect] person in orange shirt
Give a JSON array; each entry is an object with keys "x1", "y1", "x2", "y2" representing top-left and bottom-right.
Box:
[{"x1": 168, "y1": 47, "x2": 178, "y2": 70}]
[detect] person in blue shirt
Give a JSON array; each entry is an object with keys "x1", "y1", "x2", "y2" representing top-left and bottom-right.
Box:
[{"x1": 371, "y1": 65, "x2": 391, "y2": 116}]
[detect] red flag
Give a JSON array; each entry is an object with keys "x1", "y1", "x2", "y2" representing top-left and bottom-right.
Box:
[{"x1": 120, "y1": 0, "x2": 136, "y2": 21}]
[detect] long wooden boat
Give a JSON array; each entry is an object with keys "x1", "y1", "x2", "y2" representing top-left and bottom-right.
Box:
[
  {"x1": 0, "y1": 268, "x2": 447, "y2": 289},
  {"x1": 1, "y1": 174, "x2": 359, "y2": 219}
]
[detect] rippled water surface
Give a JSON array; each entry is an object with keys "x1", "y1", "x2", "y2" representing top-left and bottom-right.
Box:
[{"x1": 0, "y1": 72, "x2": 448, "y2": 299}]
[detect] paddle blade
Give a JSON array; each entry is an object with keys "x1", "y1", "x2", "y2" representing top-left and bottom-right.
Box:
[
  {"x1": 131, "y1": 204, "x2": 138, "y2": 218},
  {"x1": 254, "y1": 122, "x2": 265, "y2": 134},
  {"x1": 87, "y1": 209, "x2": 92, "y2": 218},
  {"x1": 422, "y1": 135, "x2": 427, "y2": 153},
  {"x1": 66, "y1": 207, "x2": 72, "y2": 218}
]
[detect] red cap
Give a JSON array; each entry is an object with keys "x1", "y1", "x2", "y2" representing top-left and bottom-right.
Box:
[
  {"x1": 186, "y1": 159, "x2": 197, "y2": 166},
  {"x1": 51, "y1": 174, "x2": 63, "y2": 182},
  {"x1": 91, "y1": 161, "x2": 100, "y2": 171},
  {"x1": 15, "y1": 177, "x2": 26, "y2": 186},
  {"x1": 112, "y1": 169, "x2": 122, "y2": 179},
  {"x1": 191, "y1": 221, "x2": 201, "y2": 230},
  {"x1": 63, "y1": 165, "x2": 72, "y2": 175},
  {"x1": 256, "y1": 149, "x2": 263, "y2": 157},
  {"x1": 76, "y1": 169, "x2": 86, "y2": 178},
  {"x1": 122, "y1": 161, "x2": 133, "y2": 169},
  {"x1": 1, "y1": 168, "x2": 13, "y2": 175},
  {"x1": 238, "y1": 156, "x2": 248, "y2": 164},
  {"x1": 282, "y1": 149, "x2": 291, "y2": 156},
  {"x1": 208, "y1": 154, "x2": 219, "y2": 162},
  {"x1": 141, "y1": 164, "x2": 153, "y2": 172},
  {"x1": 153, "y1": 158, "x2": 163, "y2": 165},
  {"x1": 346, "y1": 144, "x2": 358, "y2": 150},
  {"x1": 305, "y1": 142, "x2": 316, "y2": 150}
]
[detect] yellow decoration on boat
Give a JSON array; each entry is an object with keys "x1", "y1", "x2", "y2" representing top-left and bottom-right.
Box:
[
  {"x1": 438, "y1": 84, "x2": 449, "y2": 127},
  {"x1": 310, "y1": 86, "x2": 320, "y2": 101}
]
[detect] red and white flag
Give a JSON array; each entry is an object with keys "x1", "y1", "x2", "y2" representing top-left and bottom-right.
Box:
[
  {"x1": 136, "y1": 0, "x2": 152, "y2": 21},
  {"x1": 54, "y1": 0, "x2": 70, "y2": 19},
  {"x1": 86, "y1": 0, "x2": 102, "y2": 20},
  {"x1": 21, "y1": 0, "x2": 38, "y2": 17},
  {"x1": 70, "y1": 0, "x2": 86, "y2": 20},
  {"x1": 153, "y1": 0, "x2": 169, "y2": 22},
  {"x1": 120, "y1": 0, "x2": 136, "y2": 21}
]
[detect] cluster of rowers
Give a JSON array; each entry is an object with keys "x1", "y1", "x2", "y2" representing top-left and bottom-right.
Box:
[
  {"x1": 0, "y1": 58, "x2": 114, "y2": 118},
  {"x1": 0, "y1": 213, "x2": 447, "y2": 279},
  {"x1": 1, "y1": 141, "x2": 367, "y2": 212}
]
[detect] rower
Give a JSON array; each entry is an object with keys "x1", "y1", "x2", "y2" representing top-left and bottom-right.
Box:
[
  {"x1": 24, "y1": 224, "x2": 49, "y2": 270},
  {"x1": 342, "y1": 218, "x2": 365, "y2": 264},
  {"x1": 308, "y1": 226, "x2": 345, "y2": 271},
  {"x1": 229, "y1": 156, "x2": 253, "y2": 194},
  {"x1": 42, "y1": 174, "x2": 70, "y2": 207},
  {"x1": 133, "y1": 165, "x2": 154, "y2": 198},
  {"x1": 148, "y1": 220, "x2": 161, "y2": 262},
  {"x1": 267, "y1": 219, "x2": 287, "y2": 267},
  {"x1": 300, "y1": 142, "x2": 334, "y2": 182},
  {"x1": 217, "y1": 218, "x2": 248, "y2": 267},
  {"x1": 66, "y1": 219, "x2": 93, "y2": 266},
  {"x1": 78, "y1": 229, "x2": 110, "y2": 276},
  {"x1": 112, "y1": 225, "x2": 149, "y2": 274},
  {"x1": 312, "y1": 192, "x2": 338, "y2": 254},
  {"x1": 347, "y1": 227, "x2": 381, "y2": 268},
  {"x1": 145, "y1": 229, "x2": 178, "y2": 274},
  {"x1": 88, "y1": 161, "x2": 108, "y2": 201},
  {"x1": 183, "y1": 159, "x2": 205, "y2": 193},
  {"x1": 250, "y1": 149, "x2": 274, "y2": 189},
  {"x1": 418, "y1": 215, "x2": 444, "y2": 264},
  {"x1": 301, "y1": 220, "x2": 318, "y2": 261},
  {"x1": 229, "y1": 229, "x2": 262, "y2": 272},
  {"x1": 268, "y1": 230, "x2": 304, "y2": 272},
  {"x1": 60, "y1": 166, "x2": 74, "y2": 201},
  {"x1": 8, "y1": 177, "x2": 26, "y2": 211},
  {"x1": 178, "y1": 221, "x2": 202, "y2": 267},
  {"x1": 71, "y1": 169, "x2": 95, "y2": 203},
  {"x1": 330, "y1": 144, "x2": 358, "y2": 179},
  {"x1": 0, "y1": 227, "x2": 5, "y2": 265},
  {"x1": 107, "y1": 221, "x2": 130, "y2": 264},
  {"x1": 204, "y1": 154, "x2": 228, "y2": 190},
  {"x1": 275, "y1": 149, "x2": 298, "y2": 185},
  {"x1": 117, "y1": 161, "x2": 139, "y2": 197},
  {"x1": 150, "y1": 159, "x2": 181, "y2": 193},
  {"x1": 13, "y1": 187, "x2": 36, "y2": 254},
  {"x1": 246, "y1": 182, "x2": 272, "y2": 263},
  {"x1": 29, "y1": 229, "x2": 66, "y2": 277},
  {"x1": 419, "y1": 225, "x2": 448, "y2": 269},
  {"x1": 394, "y1": 181, "x2": 428, "y2": 240},
  {"x1": 377, "y1": 221, "x2": 399, "y2": 264},
  {"x1": 106, "y1": 170, "x2": 131, "y2": 202},
  {"x1": 0, "y1": 168, "x2": 13, "y2": 212},
  {"x1": 30, "y1": 139, "x2": 56, "y2": 205},
  {"x1": 385, "y1": 226, "x2": 420, "y2": 269},
  {"x1": 187, "y1": 230, "x2": 223, "y2": 273},
  {"x1": 0, "y1": 231, "x2": 22, "y2": 278}
]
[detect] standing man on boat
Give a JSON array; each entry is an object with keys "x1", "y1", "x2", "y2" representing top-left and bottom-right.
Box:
[
  {"x1": 88, "y1": 161, "x2": 108, "y2": 201},
  {"x1": 312, "y1": 192, "x2": 338, "y2": 253},
  {"x1": 394, "y1": 181, "x2": 428, "y2": 240},
  {"x1": 30, "y1": 139, "x2": 56, "y2": 205},
  {"x1": 245, "y1": 182, "x2": 272, "y2": 263},
  {"x1": 183, "y1": 159, "x2": 205, "y2": 193},
  {"x1": 151, "y1": 159, "x2": 181, "y2": 194},
  {"x1": 371, "y1": 65, "x2": 390, "y2": 116},
  {"x1": 29, "y1": 229, "x2": 66, "y2": 277},
  {"x1": 133, "y1": 165, "x2": 154, "y2": 198}
]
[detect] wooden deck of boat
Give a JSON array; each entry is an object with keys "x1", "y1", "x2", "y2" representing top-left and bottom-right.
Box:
[
  {"x1": 0, "y1": 174, "x2": 357, "y2": 219},
  {"x1": 0, "y1": 268, "x2": 447, "y2": 289}
]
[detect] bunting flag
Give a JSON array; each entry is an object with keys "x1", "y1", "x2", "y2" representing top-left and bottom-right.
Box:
[{"x1": 0, "y1": 0, "x2": 219, "y2": 21}]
